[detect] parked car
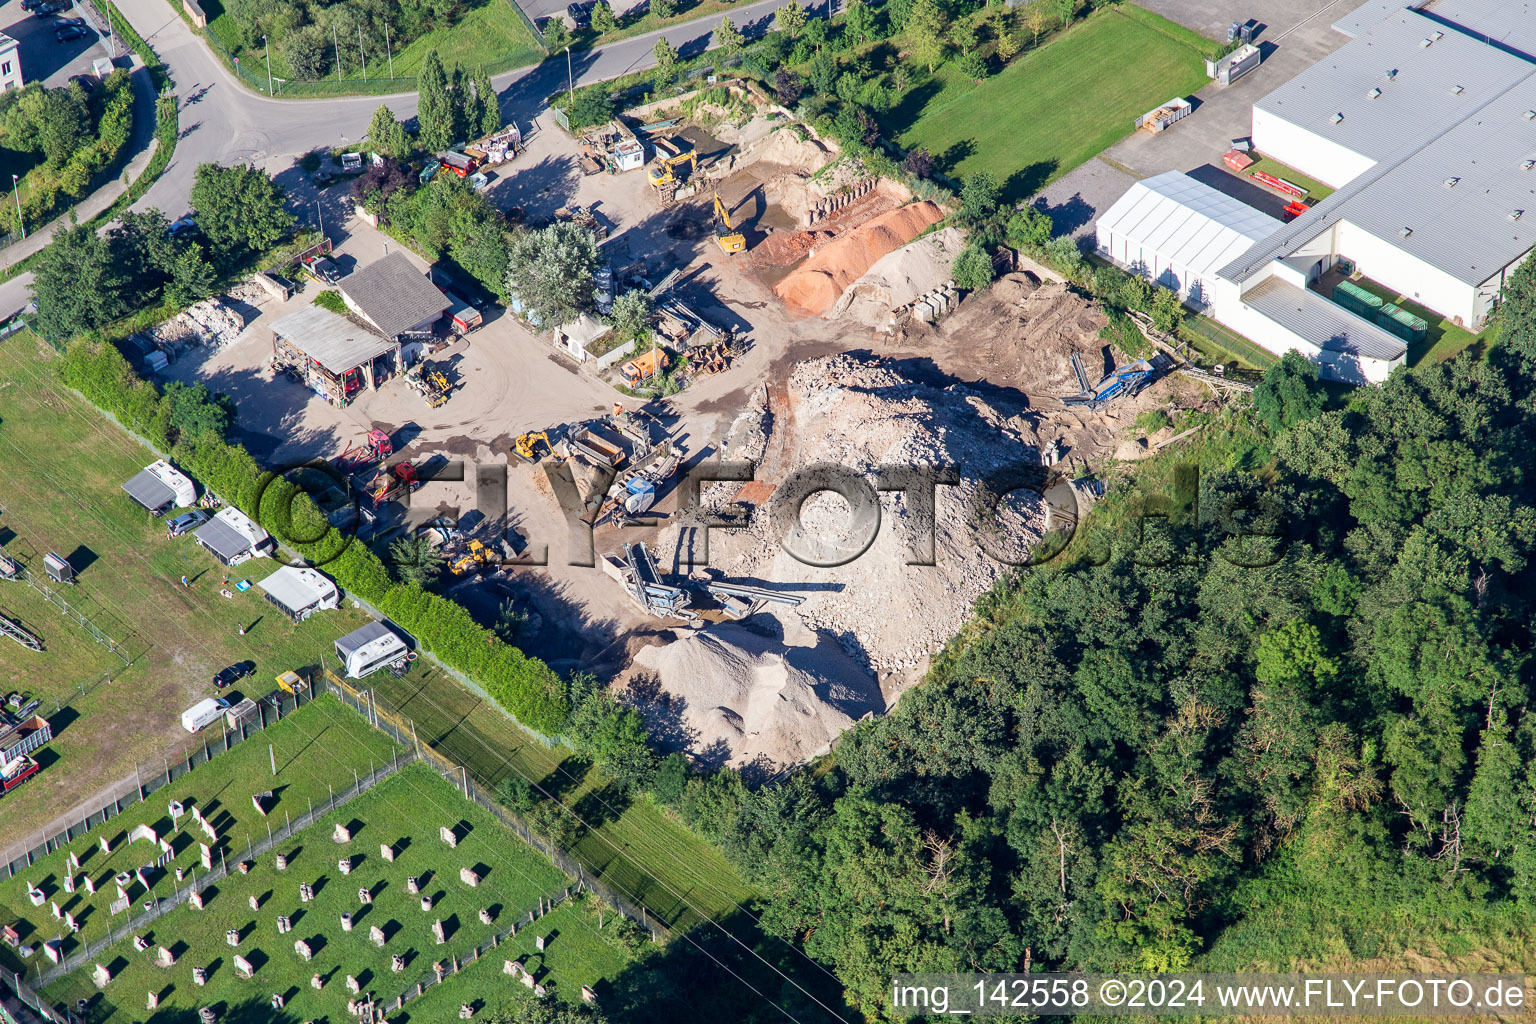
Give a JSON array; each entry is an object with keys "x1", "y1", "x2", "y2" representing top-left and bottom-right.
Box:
[
  {"x1": 67, "y1": 73, "x2": 96, "y2": 91},
  {"x1": 566, "y1": 1, "x2": 591, "y2": 27},
  {"x1": 55, "y1": 24, "x2": 89, "y2": 41},
  {"x1": 213, "y1": 661, "x2": 255, "y2": 690},
  {"x1": 36, "y1": 1, "x2": 72, "y2": 16},
  {"x1": 167, "y1": 510, "x2": 209, "y2": 537},
  {"x1": 58, "y1": 16, "x2": 88, "y2": 27},
  {"x1": 469, "y1": 171, "x2": 491, "y2": 193},
  {"x1": 167, "y1": 216, "x2": 197, "y2": 239},
  {"x1": 19, "y1": 0, "x2": 45, "y2": 11}
]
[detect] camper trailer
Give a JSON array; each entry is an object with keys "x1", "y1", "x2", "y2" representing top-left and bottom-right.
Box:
[{"x1": 334, "y1": 622, "x2": 409, "y2": 679}]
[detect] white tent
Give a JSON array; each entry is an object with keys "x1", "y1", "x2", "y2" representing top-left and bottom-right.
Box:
[{"x1": 1096, "y1": 171, "x2": 1280, "y2": 309}]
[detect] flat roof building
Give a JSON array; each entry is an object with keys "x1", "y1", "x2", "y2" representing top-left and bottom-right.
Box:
[
  {"x1": 271, "y1": 305, "x2": 400, "y2": 407},
  {"x1": 0, "y1": 35, "x2": 22, "y2": 94},
  {"x1": 1098, "y1": 0, "x2": 1536, "y2": 381}
]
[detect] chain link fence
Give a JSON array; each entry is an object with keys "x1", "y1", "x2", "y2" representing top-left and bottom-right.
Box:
[
  {"x1": 326, "y1": 674, "x2": 669, "y2": 943},
  {"x1": 1, "y1": 688, "x2": 317, "y2": 879}
]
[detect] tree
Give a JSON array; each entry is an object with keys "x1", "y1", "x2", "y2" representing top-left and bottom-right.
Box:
[
  {"x1": 1026, "y1": 2, "x2": 1047, "y2": 46},
  {"x1": 1055, "y1": 0, "x2": 1078, "y2": 28},
  {"x1": 715, "y1": 14, "x2": 744, "y2": 55},
  {"x1": 652, "y1": 37, "x2": 679, "y2": 89},
  {"x1": 166, "y1": 243, "x2": 217, "y2": 307},
  {"x1": 568, "y1": 89, "x2": 616, "y2": 130},
  {"x1": 775, "y1": 0, "x2": 806, "y2": 35},
  {"x1": 1148, "y1": 285, "x2": 1184, "y2": 333},
  {"x1": 163, "y1": 381, "x2": 232, "y2": 441},
  {"x1": 845, "y1": 0, "x2": 875, "y2": 42},
  {"x1": 907, "y1": 0, "x2": 948, "y2": 72},
  {"x1": 281, "y1": 24, "x2": 329, "y2": 80},
  {"x1": 1006, "y1": 205, "x2": 1053, "y2": 248},
  {"x1": 367, "y1": 104, "x2": 409, "y2": 158},
  {"x1": 652, "y1": 0, "x2": 676, "y2": 18},
  {"x1": 591, "y1": 0, "x2": 616, "y2": 32},
  {"x1": 952, "y1": 243, "x2": 995, "y2": 291},
  {"x1": 1253, "y1": 351, "x2": 1326, "y2": 433},
  {"x1": 544, "y1": 16, "x2": 571, "y2": 49},
  {"x1": 29, "y1": 219, "x2": 123, "y2": 342},
  {"x1": 774, "y1": 68, "x2": 804, "y2": 106},
  {"x1": 609, "y1": 289, "x2": 653, "y2": 341},
  {"x1": 995, "y1": 28, "x2": 1020, "y2": 61},
  {"x1": 350, "y1": 157, "x2": 412, "y2": 216},
  {"x1": 473, "y1": 66, "x2": 501, "y2": 138},
  {"x1": 496, "y1": 773, "x2": 538, "y2": 815},
  {"x1": 450, "y1": 217, "x2": 513, "y2": 303},
  {"x1": 959, "y1": 171, "x2": 1000, "y2": 223},
  {"x1": 387, "y1": 535, "x2": 444, "y2": 586},
  {"x1": 188, "y1": 162, "x2": 294, "y2": 263},
  {"x1": 1495, "y1": 256, "x2": 1536, "y2": 365},
  {"x1": 505, "y1": 221, "x2": 601, "y2": 325},
  {"x1": 902, "y1": 146, "x2": 934, "y2": 179},
  {"x1": 958, "y1": 50, "x2": 988, "y2": 79},
  {"x1": 569, "y1": 691, "x2": 656, "y2": 791},
  {"x1": 417, "y1": 49, "x2": 455, "y2": 152}
]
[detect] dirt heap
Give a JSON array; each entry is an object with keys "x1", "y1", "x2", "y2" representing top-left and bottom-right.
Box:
[
  {"x1": 625, "y1": 617, "x2": 883, "y2": 770},
  {"x1": 709, "y1": 124, "x2": 835, "y2": 180},
  {"x1": 902, "y1": 276, "x2": 1112, "y2": 396},
  {"x1": 829, "y1": 225, "x2": 966, "y2": 324},
  {"x1": 654, "y1": 352, "x2": 1047, "y2": 679},
  {"x1": 774, "y1": 201, "x2": 947, "y2": 315}
]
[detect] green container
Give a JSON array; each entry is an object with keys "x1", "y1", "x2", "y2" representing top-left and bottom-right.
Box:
[
  {"x1": 1376, "y1": 303, "x2": 1428, "y2": 344},
  {"x1": 1333, "y1": 280, "x2": 1384, "y2": 319}
]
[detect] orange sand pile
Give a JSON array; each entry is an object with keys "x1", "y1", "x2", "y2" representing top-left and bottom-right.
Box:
[{"x1": 773, "y1": 201, "x2": 945, "y2": 315}]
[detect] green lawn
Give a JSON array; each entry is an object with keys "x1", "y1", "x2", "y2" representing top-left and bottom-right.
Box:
[
  {"x1": 197, "y1": 0, "x2": 543, "y2": 95},
  {"x1": 888, "y1": 6, "x2": 1212, "y2": 201},
  {"x1": 0, "y1": 335, "x2": 377, "y2": 839},
  {"x1": 366, "y1": 665, "x2": 754, "y2": 933},
  {"x1": 1242, "y1": 154, "x2": 1336, "y2": 202},
  {"x1": 0, "y1": 696, "x2": 398, "y2": 975},
  {"x1": 37, "y1": 763, "x2": 623, "y2": 1022}
]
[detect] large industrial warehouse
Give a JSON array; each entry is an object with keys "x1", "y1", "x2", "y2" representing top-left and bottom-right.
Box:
[{"x1": 1097, "y1": 0, "x2": 1536, "y2": 383}]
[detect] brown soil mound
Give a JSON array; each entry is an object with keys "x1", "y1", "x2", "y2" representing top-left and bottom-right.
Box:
[
  {"x1": 774, "y1": 201, "x2": 946, "y2": 315},
  {"x1": 937, "y1": 278, "x2": 1111, "y2": 394}
]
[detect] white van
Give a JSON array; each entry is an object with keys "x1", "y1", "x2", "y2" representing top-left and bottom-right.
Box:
[{"x1": 181, "y1": 697, "x2": 230, "y2": 733}]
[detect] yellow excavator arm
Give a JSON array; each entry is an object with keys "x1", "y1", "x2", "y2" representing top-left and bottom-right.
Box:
[{"x1": 713, "y1": 190, "x2": 746, "y2": 255}]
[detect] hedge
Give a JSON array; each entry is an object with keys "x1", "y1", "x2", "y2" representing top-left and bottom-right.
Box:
[{"x1": 55, "y1": 337, "x2": 571, "y2": 733}]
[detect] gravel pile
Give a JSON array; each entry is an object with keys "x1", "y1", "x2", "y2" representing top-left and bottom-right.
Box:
[
  {"x1": 656, "y1": 352, "x2": 1046, "y2": 678},
  {"x1": 149, "y1": 299, "x2": 247, "y2": 351}
]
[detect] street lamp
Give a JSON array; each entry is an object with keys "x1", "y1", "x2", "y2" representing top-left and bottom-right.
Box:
[
  {"x1": 262, "y1": 33, "x2": 273, "y2": 95},
  {"x1": 11, "y1": 174, "x2": 22, "y2": 239},
  {"x1": 565, "y1": 46, "x2": 574, "y2": 104}
]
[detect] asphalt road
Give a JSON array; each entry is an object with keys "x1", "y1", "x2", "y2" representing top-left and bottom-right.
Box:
[{"x1": 0, "y1": 0, "x2": 788, "y2": 313}]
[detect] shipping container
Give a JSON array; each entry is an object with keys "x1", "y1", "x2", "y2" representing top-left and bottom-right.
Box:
[
  {"x1": 1333, "y1": 280, "x2": 1384, "y2": 319},
  {"x1": 1376, "y1": 303, "x2": 1429, "y2": 344}
]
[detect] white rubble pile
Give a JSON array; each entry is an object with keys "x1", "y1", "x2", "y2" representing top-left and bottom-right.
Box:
[
  {"x1": 655, "y1": 353, "x2": 1048, "y2": 677},
  {"x1": 148, "y1": 298, "x2": 246, "y2": 352}
]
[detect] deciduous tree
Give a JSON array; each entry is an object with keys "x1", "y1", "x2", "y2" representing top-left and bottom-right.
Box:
[
  {"x1": 188, "y1": 162, "x2": 293, "y2": 263},
  {"x1": 505, "y1": 221, "x2": 600, "y2": 324}
]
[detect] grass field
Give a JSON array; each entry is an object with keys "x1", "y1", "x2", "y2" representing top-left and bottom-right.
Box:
[
  {"x1": 887, "y1": 6, "x2": 1212, "y2": 202},
  {"x1": 37, "y1": 763, "x2": 628, "y2": 1022},
  {"x1": 0, "y1": 334, "x2": 376, "y2": 839},
  {"x1": 0, "y1": 696, "x2": 398, "y2": 973},
  {"x1": 196, "y1": 0, "x2": 543, "y2": 93},
  {"x1": 367, "y1": 666, "x2": 754, "y2": 932}
]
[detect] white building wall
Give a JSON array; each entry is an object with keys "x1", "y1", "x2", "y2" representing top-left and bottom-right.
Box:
[
  {"x1": 1252, "y1": 107, "x2": 1376, "y2": 189},
  {"x1": 1335, "y1": 220, "x2": 1481, "y2": 326},
  {"x1": 1210, "y1": 274, "x2": 1399, "y2": 385},
  {"x1": 0, "y1": 38, "x2": 21, "y2": 93}
]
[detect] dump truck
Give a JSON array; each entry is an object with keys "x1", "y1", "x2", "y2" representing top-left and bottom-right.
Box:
[{"x1": 621, "y1": 348, "x2": 667, "y2": 388}]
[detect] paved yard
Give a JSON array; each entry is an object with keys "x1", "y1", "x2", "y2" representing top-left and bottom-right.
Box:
[
  {"x1": 1033, "y1": 0, "x2": 1359, "y2": 240},
  {"x1": 2, "y1": 0, "x2": 120, "y2": 89}
]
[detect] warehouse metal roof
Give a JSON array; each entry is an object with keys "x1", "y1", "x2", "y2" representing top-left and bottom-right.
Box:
[
  {"x1": 270, "y1": 305, "x2": 396, "y2": 375},
  {"x1": 1098, "y1": 172, "x2": 1281, "y2": 282},
  {"x1": 1255, "y1": 9, "x2": 1535, "y2": 166},
  {"x1": 1241, "y1": 278, "x2": 1408, "y2": 363},
  {"x1": 1338, "y1": 0, "x2": 1536, "y2": 59}
]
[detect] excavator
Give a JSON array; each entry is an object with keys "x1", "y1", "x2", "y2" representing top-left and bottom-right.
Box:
[
  {"x1": 713, "y1": 191, "x2": 746, "y2": 255},
  {"x1": 513, "y1": 431, "x2": 555, "y2": 463},
  {"x1": 647, "y1": 142, "x2": 697, "y2": 203}
]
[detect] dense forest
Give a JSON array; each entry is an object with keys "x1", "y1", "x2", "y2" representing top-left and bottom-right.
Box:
[{"x1": 653, "y1": 268, "x2": 1536, "y2": 1020}]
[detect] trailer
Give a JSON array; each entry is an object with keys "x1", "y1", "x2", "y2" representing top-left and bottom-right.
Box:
[
  {"x1": 1206, "y1": 43, "x2": 1261, "y2": 86},
  {"x1": 1135, "y1": 97, "x2": 1192, "y2": 133},
  {"x1": 0, "y1": 753, "x2": 40, "y2": 795},
  {"x1": 0, "y1": 715, "x2": 51, "y2": 763}
]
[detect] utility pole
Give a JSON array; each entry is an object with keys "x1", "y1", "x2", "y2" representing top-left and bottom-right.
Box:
[
  {"x1": 262, "y1": 34, "x2": 273, "y2": 94},
  {"x1": 315, "y1": 200, "x2": 324, "y2": 240},
  {"x1": 269, "y1": 742, "x2": 276, "y2": 776},
  {"x1": 11, "y1": 175, "x2": 22, "y2": 239},
  {"x1": 385, "y1": 22, "x2": 394, "y2": 78},
  {"x1": 359, "y1": 25, "x2": 367, "y2": 82},
  {"x1": 334, "y1": 25, "x2": 342, "y2": 83}
]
